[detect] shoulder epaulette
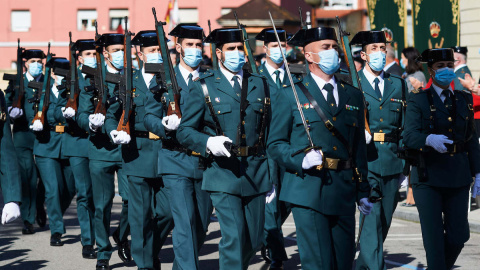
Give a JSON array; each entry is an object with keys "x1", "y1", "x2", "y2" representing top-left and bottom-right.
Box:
[
  {"x1": 389, "y1": 73, "x2": 403, "y2": 80},
  {"x1": 199, "y1": 71, "x2": 214, "y2": 80}
]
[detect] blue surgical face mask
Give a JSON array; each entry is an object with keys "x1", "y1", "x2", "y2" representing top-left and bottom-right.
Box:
[
  {"x1": 181, "y1": 46, "x2": 203, "y2": 68},
  {"x1": 108, "y1": 50, "x2": 124, "y2": 69},
  {"x1": 83, "y1": 57, "x2": 97, "y2": 68},
  {"x1": 367, "y1": 51, "x2": 386, "y2": 71},
  {"x1": 222, "y1": 50, "x2": 245, "y2": 73},
  {"x1": 55, "y1": 75, "x2": 64, "y2": 86},
  {"x1": 267, "y1": 47, "x2": 286, "y2": 64},
  {"x1": 433, "y1": 67, "x2": 456, "y2": 86},
  {"x1": 146, "y1": 53, "x2": 163, "y2": 64},
  {"x1": 400, "y1": 59, "x2": 406, "y2": 69},
  {"x1": 28, "y1": 62, "x2": 43, "y2": 77},
  {"x1": 310, "y1": 49, "x2": 340, "y2": 75}
]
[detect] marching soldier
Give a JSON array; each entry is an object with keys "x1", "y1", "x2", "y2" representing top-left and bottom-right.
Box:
[
  {"x1": 29, "y1": 57, "x2": 76, "y2": 246},
  {"x1": 77, "y1": 33, "x2": 131, "y2": 270},
  {"x1": 403, "y1": 48, "x2": 480, "y2": 270},
  {"x1": 5, "y1": 49, "x2": 46, "y2": 234},
  {"x1": 350, "y1": 31, "x2": 408, "y2": 270},
  {"x1": 176, "y1": 28, "x2": 271, "y2": 269},
  {"x1": 105, "y1": 30, "x2": 174, "y2": 270},
  {"x1": 267, "y1": 27, "x2": 373, "y2": 269},
  {"x1": 451, "y1": 46, "x2": 471, "y2": 91},
  {"x1": 255, "y1": 27, "x2": 294, "y2": 269},
  {"x1": 53, "y1": 39, "x2": 96, "y2": 259},
  {"x1": 143, "y1": 25, "x2": 213, "y2": 269}
]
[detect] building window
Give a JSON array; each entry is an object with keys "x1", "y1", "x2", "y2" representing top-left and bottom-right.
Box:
[
  {"x1": 109, "y1": 9, "x2": 129, "y2": 31},
  {"x1": 77, "y1": 10, "x2": 97, "y2": 31},
  {"x1": 221, "y1": 8, "x2": 232, "y2": 16},
  {"x1": 11, "y1": 10, "x2": 31, "y2": 32},
  {"x1": 178, "y1": 8, "x2": 198, "y2": 24},
  {"x1": 324, "y1": 0, "x2": 356, "y2": 9}
]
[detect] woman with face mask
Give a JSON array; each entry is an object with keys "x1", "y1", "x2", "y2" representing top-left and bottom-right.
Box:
[
  {"x1": 403, "y1": 48, "x2": 480, "y2": 270},
  {"x1": 401, "y1": 47, "x2": 426, "y2": 92}
]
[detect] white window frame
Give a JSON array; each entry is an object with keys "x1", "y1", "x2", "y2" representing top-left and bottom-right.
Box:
[
  {"x1": 77, "y1": 10, "x2": 97, "y2": 31},
  {"x1": 109, "y1": 9, "x2": 129, "y2": 31},
  {"x1": 178, "y1": 8, "x2": 199, "y2": 24},
  {"x1": 11, "y1": 10, "x2": 31, "y2": 32}
]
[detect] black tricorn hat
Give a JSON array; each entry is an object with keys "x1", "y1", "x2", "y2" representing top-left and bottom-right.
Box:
[
  {"x1": 450, "y1": 46, "x2": 468, "y2": 56},
  {"x1": 132, "y1": 31, "x2": 159, "y2": 47},
  {"x1": 204, "y1": 28, "x2": 243, "y2": 45},
  {"x1": 73, "y1": 39, "x2": 96, "y2": 52},
  {"x1": 255, "y1": 28, "x2": 287, "y2": 43},
  {"x1": 418, "y1": 48, "x2": 454, "y2": 64},
  {"x1": 169, "y1": 24, "x2": 205, "y2": 40},
  {"x1": 95, "y1": 33, "x2": 124, "y2": 47},
  {"x1": 350, "y1": 31, "x2": 388, "y2": 47},
  {"x1": 288, "y1": 27, "x2": 338, "y2": 47},
  {"x1": 23, "y1": 49, "x2": 46, "y2": 59},
  {"x1": 46, "y1": 57, "x2": 70, "y2": 70}
]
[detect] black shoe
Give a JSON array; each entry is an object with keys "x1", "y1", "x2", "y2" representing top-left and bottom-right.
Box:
[
  {"x1": 111, "y1": 228, "x2": 120, "y2": 245},
  {"x1": 153, "y1": 257, "x2": 161, "y2": 270},
  {"x1": 261, "y1": 245, "x2": 272, "y2": 264},
  {"x1": 82, "y1": 245, "x2": 97, "y2": 259},
  {"x1": 22, "y1": 221, "x2": 35, "y2": 235},
  {"x1": 50, "y1": 233, "x2": 63, "y2": 246},
  {"x1": 117, "y1": 241, "x2": 132, "y2": 263},
  {"x1": 96, "y1": 259, "x2": 110, "y2": 270},
  {"x1": 270, "y1": 261, "x2": 284, "y2": 269},
  {"x1": 36, "y1": 206, "x2": 47, "y2": 228}
]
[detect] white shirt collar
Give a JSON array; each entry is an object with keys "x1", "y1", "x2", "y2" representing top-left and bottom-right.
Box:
[
  {"x1": 25, "y1": 71, "x2": 41, "y2": 82},
  {"x1": 178, "y1": 63, "x2": 200, "y2": 86},
  {"x1": 310, "y1": 73, "x2": 339, "y2": 106},
  {"x1": 220, "y1": 65, "x2": 243, "y2": 87},
  {"x1": 454, "y1": 64, "x2": 467, "y2": 73},
  {"x1": 51, "y1": 84, "x2": 59, "y2": 98},
  {"x1": 106, "y1": 64, "x2": 121, "y2": 74},
  {"x1": 142, "y1": 68, "x2": 155, "y2": 88},
  {"x1": 363, "y1": 68, "x2": 385, "y2": 94},
  {"x1": 432, "y1": 83, "x2": 453, "y2": 102},
  {"x1": 384, "y1": 61, "x2": 396, "y2": 71},
  {"x1": 264, "y1": 62, "x2": 285, "y2": 82}
]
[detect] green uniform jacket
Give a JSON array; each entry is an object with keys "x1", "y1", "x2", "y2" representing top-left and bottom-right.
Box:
[
  {"x1": 143, "y1": 65, "x2": 205, "y2": 179},
  {"x1": 5, "y1": 74, "x2": 44, "y2": 149},
  {"x1": 453, "y1": 65, "x2": 471, "y2": 91},
  {"x1": 105, "y1": 69, "x2": 161, "y2": 178},
  {"x1": 267, "y1": 73, "x2": 370, "y2": 216},
  {"x1": 403, "y1": 87, "x2": 480, "y2": 187},
  {"x1": 77, "y1": 71, "x2": 121, "y2": 162},
  {"x1": 176, "y1": 69, "x2": 271, "y2": 196},
  {"x1": 0, "y1": 91, "x2": 22, "y2": 203},
  {"x1": 359, "y1": 70, "x2": 407, "y2": 177}
]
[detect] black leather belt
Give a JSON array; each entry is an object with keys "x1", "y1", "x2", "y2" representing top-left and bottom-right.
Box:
[
  {"x1": 225, "y1": 144, "x2": 265, "y2": 157},
  {"x1": 162, "y1": 139, "x2": 201, "y2": 156},
  {"x1": 134, "y1": 131, "x2": 161, "y2": 140},
  {"x1": 323, "y1": 158, "x2": 352, "y2": 170},
  {"x1": 372, "y1": 132, "x2": 399, "y2": 143},
  {"x1": 445, "y1": 142, "x2": 466, "y2": 154}
]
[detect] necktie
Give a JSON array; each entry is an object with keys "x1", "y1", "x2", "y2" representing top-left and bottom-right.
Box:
[
  {"x1": 324, "y1": 83, "x2": 336, "y2": 113},
  {"x1": 374, "y1": 78, "x2": 382, "y2": 98},
  {"x1": 274, "y1": 70, "x2": 282, "y2": 89},
  {"x1": 442, "y1": 90, "x2": 453, "y2": 111},
  {"x1": 187, "y1": 73, "x2": 193, "y2": 86},
  {"x1": 232, "y1": 76, "x2": 241, "y2": 95}
]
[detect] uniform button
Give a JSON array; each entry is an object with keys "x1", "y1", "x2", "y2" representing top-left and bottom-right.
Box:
[
  {"x1": 333, "y1": 146, "x2": 337, "y2": 151},
  {"x1": 353, "y1": 123, "x2": 356, "y2": 127},
  {"x1": 448, "y1": 117, "x2": 452, "y2": 122},
  {"x1": 306, "y1": 120, "x2": 309, "y2": 123},
  {"x1": 242, "y1": 134, "x2": 246, "y2": 139},
  {"x1": 333, "y1": 117, "x2": 336, "y2": 121},
  {"x1": 217, "y1": 111, "x2": 221, "y2": 114},
  {"x1": 379, "y1": 98, "x2": 382, "y2": 101},
  {"x1": 420, "y1": 148, "x2": 423, "y2": 151},
  {"x1": 332, "y1": 132, "x2": 336, "y2": 136},
  {"x1": 449, "y1": 128, "x2": 453, "y2": 132},
  {"x1": 379, "y1": 106, "x2": 382, "y2": 110},
  {"x1": 242, "y1": 121, "x2": 245, "y2": 125},
  {"x1": 379, "y1": 130, "x2": 383, "y2": 133},
  {"x1": 380, "y1": 118, "x2": 383, "y2": 122}
]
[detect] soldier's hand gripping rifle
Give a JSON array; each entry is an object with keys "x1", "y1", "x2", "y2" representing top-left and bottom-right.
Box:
[
  {"x1": 234, "y1": 11, "x2": 258, "y2": 74},
  {"x1": 29, "y1": 43, "x2": 54, "y2": 126},
  {"x1": 336, "y1": 16, "x2": 371, "y2": 134},
  {"x1": 61, "y1": 32, "x2": 80, "y2": 112},
  {"x1": 208, "y1": 20, "x2": 218, "y2": 70},
  {"x1": 3, "y1": 39, "x2": 25, "y2": 111},
  {"x1": 116, "y1": 17, "x2": 134, "y2": 135},
  {"x1": 152, "y1": 7, "x2": 182, "y2": 118}
]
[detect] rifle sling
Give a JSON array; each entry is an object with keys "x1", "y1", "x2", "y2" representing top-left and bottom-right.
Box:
[{"x1": 236, "y1": 74, "x2": 249, "y2": 147}]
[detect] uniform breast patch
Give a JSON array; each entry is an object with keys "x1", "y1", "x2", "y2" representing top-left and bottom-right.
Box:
[
  {"x1": 390, "y1": 98, "x2": 402, "y2": 103},
  {"x1": 346, "y1": 104, "x2": 359, "y2": 111}
]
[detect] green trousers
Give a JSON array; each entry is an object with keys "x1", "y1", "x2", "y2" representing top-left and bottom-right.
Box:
[
  {"x1": 292, "y1": 205, "x2": 355, "y2": 270},
  {"x1": 413, "y1": 184, "x2": 470, "y2": 270},
  {"x1": 17, "y1": 147, "x2": 39, "y2": 224},
  {"x1": 35, "y1": 156, "x2": 75, "y2": 235},
  {"x1": 210, "y1": 192, "x2": 265, "y2": 270},
  {"x1": 162, "y1": 175, "x2": 213, "y2": 270},
  {"x1": 89, "y1": 159, "x2": 129, "y2": 260},
  {"x1": 128, "y1": 176, "x2": 174, "y2": 269},
  {"x1": 69, "y1": 156, "x2": 95, "y2": 246},
  {"x1": 356, "y1": 173, "x2": 400, "y2": 270}
]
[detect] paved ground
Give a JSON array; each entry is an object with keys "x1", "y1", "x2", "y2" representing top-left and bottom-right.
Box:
[{"x1": 1, "y1": 192, "x2": 480, "y2": 269}]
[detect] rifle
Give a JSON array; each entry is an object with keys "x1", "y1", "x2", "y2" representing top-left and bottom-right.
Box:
[
  {"x1": 30, "y1": 43, "x2": 54, "y2": 126},
  {"x1": 60, "y1": 32, "x2": 81, "y2": 112},
  {"x1": 336, "y1": 16, "x2": 371, "y2": 134},
  {"x1": 116, "y1": 17, "x2": 134, "y2": 135},
  {"x1": 3, "y1": 39, "x2": 25, "y2": 110},
  {"x1": 208, "y1": 20, "x2": 218, "y2": 70},
  {"x1": 233, "y1": 11, "x2": 258, "y2": 74},
  {"x1": 152, "y1": 7, "x2": 182, "y2": 117}
]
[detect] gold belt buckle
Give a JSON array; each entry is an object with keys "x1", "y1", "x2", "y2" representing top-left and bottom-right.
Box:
[
  {"x1": 55, "y1": 125, "x2": 65, "y2": 133},
  {"x1": 238, "y1": 146, "x2": 248, "y2": 157},
  {"x1": 191, "y1": 151, "x2": 201, "y2": 156},
  {"x1": 325, "y1": 158, "x2": 339, "y2": 170},
  {"x1": 149, "y1": 132, "x2": 160, "y2": 140},
  {"x1": 373, "y1": 132, "x2": 385, "y2": 142}
]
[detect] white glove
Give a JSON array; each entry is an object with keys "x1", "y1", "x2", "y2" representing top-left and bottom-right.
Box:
[
  {"x1": 266, "y1": 185, "x2": 276, "y2": 204},
  {"x1": 358, "y1": 198, "x2": 373, "y2": 215},
  {"x1": 425, "y1": 134, "x2": 453, "y2": 153},
  {"x1": 365, "y1": 130, "x2": 372, "y2": 144},
  {"x1": 398, "y1": 174, "x2": 409, "y2": 189},
  {"x1": 206, "y1": 136, "x2": 232, "y2": 157},
  {"x1": 1, "y1": 202, "x2": 20, "y2": 225},
  {"x1": 302, "y1": 150, "x2": 323, "y2": 169},
  {"x1": 473, "y1": 173, "x2": 480, "y2": 198},
  {"x1": 30, "y1": 119, "x2": 43, "y2": 131},
  {"x1": 62, "y1": 107, "x2": 76, "y2": 119},
  {"x1": 162, "y1": 114, "x2": 181, "y2": 131},
  {"x1": 8, "y1": 107, "x2": 23, "y2": 119},
  {"x1": 89, "y1": 113, "x2": 105, "y2": 131},
  {"x1": 110, "y1": 130, "x2": 131, "y2": 144}
]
